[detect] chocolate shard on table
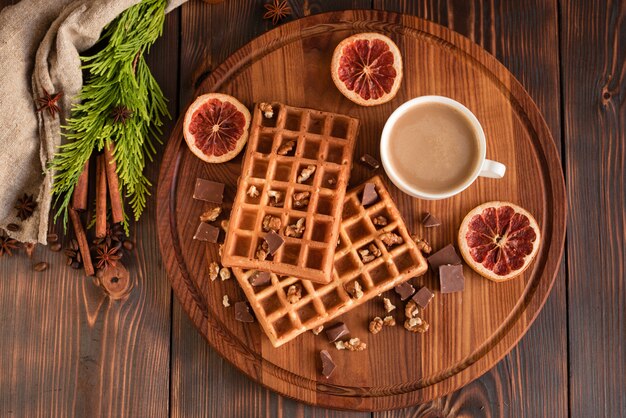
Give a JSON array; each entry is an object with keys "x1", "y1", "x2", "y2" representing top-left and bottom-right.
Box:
[
  {"x1": 234, "y1": 301, "x2": 255, "y2": 322},
  {"x1": 412, "y1": 286, "x2": 434, "y2": 308},
  {"x1": 394, "y1": 281, "x2": 415, "y2": 300},
  {"x1": 193, "y1": 178, "x2": 225, "y2": 204},
  {"x1": 264, "y1": 232, "x2": 284, "y2": 255},
  {"x1": 421, "y1": 212, "x2": 441, "y2": 228},
  {"x1": 325, "y1": 322, "x2": 350, "y2": 342},
  {"x1": 427, "y1": 244, "x2": 462, "y2": 270},
  {"x1": 249, "y1": 270, "x2": 271, "y2": 286},
  {"x1": 193, "y1": 222, "x2": 220, "y2": 243},
  {"x1": 320, "y1": 350, "x2": 336, "y2": 378},
  {"x1": 360, "y1": 153, "x2": 380, "y2": 170},
  {"x1": 361, "y1": 182, "x2": 378, "y2": 206},
  {"x1": 439, "y1": 264, "x2": 465, "y2": 293}
]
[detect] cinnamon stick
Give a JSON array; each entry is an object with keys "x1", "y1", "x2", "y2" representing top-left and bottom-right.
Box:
[
  {"x1": 72, "y1": 159, "x2": 89, "y2": 211},
  {"x1": 95, "y1": 154, "x2": 107, "y2": 238},
  {"x1": 104, "y1": 142, "x2": 124, "y2": 224},
  {"x1": 69, "y1": 208, "x2": 95, "y2": 276}
]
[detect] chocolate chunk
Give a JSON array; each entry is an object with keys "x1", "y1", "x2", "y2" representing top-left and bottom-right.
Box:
[
  {"x1": 193, "y1": 222, "x2": 220, "y2": 243},
  {"x1": 264, "y1": 232, "x2": 284, "y2": 255},
  {"x1": 234, "y1": 301, "x2": 255, "y2": 322},
  {"x1": 361, "y1": 183, "x2": 378, "y2": 206},
  {"x1": 427, "y1": 244, "x2": 462, "y2": 271},
  {"x1": 193, "y1": 178, "x2": 225, "y2": 204},
  {"x1": 320, "y1": 350, "x2": 336, "y2": 378},
  {"x1": 421, "y1": 212, "x2": 441, "y2": 228},
  {"x1": 249, "y1": 270, "x2": 271, "y2": 286},
  {"x1": 360, "y1": 153, "x2": 380, "y2": 170},
  {"x1": 394, "y1": 281, "x2": 415, "y2": 300},
  {"x1": 325, "y1": 322, "x2": 349, "y2": 342},
  {"x1": 412, "y1": 286, "x2": 434, "y2": 308},
  {"x1": 439, "y1": 264, "x2": 465, "y2": 293}
]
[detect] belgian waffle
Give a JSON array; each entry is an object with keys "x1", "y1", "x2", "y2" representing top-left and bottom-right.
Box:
[
  {"x1": 232, "y1": 176, "x2": 429, "y2": 347},
  {"x1": 222, "y1": 102, "x2": 359, "y2": 284}
]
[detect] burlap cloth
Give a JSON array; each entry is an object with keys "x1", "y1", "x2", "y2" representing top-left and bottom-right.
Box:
[{"x1": 0, "y1": 0, "x2": 185, "y2": 244}]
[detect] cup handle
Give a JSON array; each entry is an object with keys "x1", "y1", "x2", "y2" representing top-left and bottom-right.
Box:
[{"x1": 479, "y1": 159, "x2": 506, "y2": 179}]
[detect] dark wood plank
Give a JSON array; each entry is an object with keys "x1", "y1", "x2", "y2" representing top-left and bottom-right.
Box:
[
  {"x1": 171, "y1": 1, "x2": 369, "y2": 417},
  {"x1": 0, "y1": 3, "x2": 178, "y2": 417},
  {"x1": 372, "y1": 1, "x2": 568, "y2": 416},
  {"x1": 561, "y1": 1, "x2": 625, "y2": 417}
]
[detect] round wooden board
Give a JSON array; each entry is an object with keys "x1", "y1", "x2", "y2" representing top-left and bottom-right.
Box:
[{"x1": 157, "y1": 10, "x2": 566, "y2": 411}]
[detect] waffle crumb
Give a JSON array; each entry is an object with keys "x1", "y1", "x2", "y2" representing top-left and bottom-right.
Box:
[
  {"x1": 218, "y1": 244, "x2": 224, "y2": 258},
  {"x1": 411, "y1": 235, "x2": 432, "y2": 254},
  {"x1": 247, "y1": 185, "x2": 260, "y2": 198},
  {"x1": 286, "y1": 284, "x2": 302, "y2": 304},
  {"x1": 383, "y1": 316, "x2": 396, "y2": 326},
  {"x1": 262, "y1": 215, "x2": 282, "y2": 232},
  {"x1": 259, "y1": 102, "x2": 274, "y2": 118},
  {"x1": 200, "y1": 206, "x2": 222, "y2": 222},
  {"x1": 219, "y1": 267, "x2": 231, "y2": 281},
  {"x1": 284, "y1": 218, "x2": 305, "y2": 238},
  {"x1": 312, "y1": 325, "x2": 324, "y2": 335},
  {"x1": 267, "y1": 190, "x2": 284, "y2": 206},
  {"x1": 372, "y1": 215, "x2": 388, "y2": 226},
  {"x1": 369, "y1": 317, "x2": 383, "y2": 334},
  {"x1": 277, "y1": 140, "x2": 295, "y2": 156},
  {"x1": 379, "y1": 232, "x2": 404, "y2": 247},
  {"x1": 297, "y1": 165, "x2": 316, "y2": 183},
  {"x1": 209, "y1": 262, "x2": 220, "y2": 281},
  {"x1": 383, "y1": 297, "x2": 396, "y2": 312},
  {"x1": 220, "y1": 220, "x2": 229, "y2": 233},
  {"x1": 222, "y1": 295, "x2": 230, "y2": 307}
]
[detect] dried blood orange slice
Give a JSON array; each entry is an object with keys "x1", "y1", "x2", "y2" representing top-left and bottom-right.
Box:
[
  {"x1": 331, "y1": 33, "x2": 403, "y2": 106},
  {"x1": 183, "y1": 93, "x2": 251, "y2": 163},
  {"x1": 458, "y1": 201, "x2": 541, "y2": 282}
]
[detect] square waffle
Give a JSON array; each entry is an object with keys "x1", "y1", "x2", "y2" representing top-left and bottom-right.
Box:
[
  {"x1": 222, "y1": 102, "x2": 359, "y2": 284},
  {"x1": 232, "y1": 176, "x2": 429, "y2": 347}
]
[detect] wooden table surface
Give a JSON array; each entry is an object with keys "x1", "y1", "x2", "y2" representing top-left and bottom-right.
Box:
[{"x1": 0, "y1": 0, "x2": 622, "y2": 417}]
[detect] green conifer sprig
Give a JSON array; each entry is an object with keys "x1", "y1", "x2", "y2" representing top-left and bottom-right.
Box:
[{"x1": 50, "y1": 0, "x2": 170, "y2": 231}]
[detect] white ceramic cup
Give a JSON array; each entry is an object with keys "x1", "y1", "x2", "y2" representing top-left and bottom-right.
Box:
[{"x1": 380, "y1": 95, "x2": 506, "y2": 200}]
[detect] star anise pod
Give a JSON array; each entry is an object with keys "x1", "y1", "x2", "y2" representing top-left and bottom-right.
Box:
[
  {"x1": 0, "y1": 233, "x2": 20, "y2": 257},
  {"x1": 35, "y1": 88, "x2": 63, "y2": 118},
  {"x1": 263, "y1": 0, "x2": 291, "y2": 25},
  {"x1": 94, "y1": 244, "x2": 122, "y2": 271},
  {"x1": 64, "y1": 239, "x2": 83, "y2": 270},
  {"x1": 15, "y1": 193, "x2": 37, "y2": 221},
  {"x1": 111, "y1": 105, "x2": 133, "y2": 124},
  {"x1": 93, "y1": 222, "x2": 125, "y2": 248}
]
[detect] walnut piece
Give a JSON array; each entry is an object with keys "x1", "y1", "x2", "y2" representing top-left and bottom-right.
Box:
[
  {"x1": 358, "y1": 243, "x2": 381, "y2": 263},
  {"x1": 262, "y1": 215, "x2": 282, "y2": 232},
  {"x1": 247, "y1": 185, "x2": 260, "y2": 198},
  {"x1": 405, "y1": 300, "x2": 421, "y2": 319},
  {"x1": 286, "y1": 284, "x2": 302, "y2": 304},
  {"x1": 284, "y1": 218, "x2": 305, "y2": 238},
  {"x1": 219, "y1": 267, "x2": 231, "y2": 281},
  {"x1": 200, "y1": 206, "x2": 222, "y2": 222},
  {"x1": 379, "y1": 232, "x2": 404, "y2": 247},
  {"x1": 222, "y1": 295, "x2": 230, "y2": 307},
  {"x1": 369, "y1": 317, "x2": 383, "y2": 334},
  {"x1": 220, "y1": 220, "x2": 229, "y2": 233},
  {"x1": 209, "y1": 262, "x2": 220, "y2": 281},
  {"x1": 383, "y1": 297, "x2": 396, "y2": 313},
  {"x1": 345, "y1": 280, "x2": 363, "y2": 299},
  {"x1": 277, "y1": 140, "x2": 296, "y2": 156},
  {"x1": 292, "y1": 191, "x2": 311, "y2": 209},
  {"x1": 411, "y1": 235, "x2": 432, "y2": 254},
  {"x1": 256, "y1": 241, "x2": 269, "y2": 261},
  {"x1": 267, "y1": 190, "x2": 284, "y2": 206},
  {"x1": 259, "y1": 102, "x2": 274, "y2": 118},
  {"x1": 372, "y1": 215, "x2": 388, "y2": 226},
  {"x1": 383, "y1": 316, "x2": 396, "y2": 327},
  {"x1": 345, "y1": 338, "x2": 367, "y2": 351},
  {"x1": 312, "y1": 325, "x2": 324, "y2": 335},
  {"x1": 404, "y1": 317, "x2": 429, "y2": 333},
  {"x1": 297, "y1": 165, "x2": 316, "y2": 183}
]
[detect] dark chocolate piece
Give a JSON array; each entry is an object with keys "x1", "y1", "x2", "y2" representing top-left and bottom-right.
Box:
[
  {"x1": 394, "y1": 281, "x2": 415, "y2": 300},
  {"x1": 193, "y1": 178, "x2": 225, "y2": 204},
  {"x1": 439, "y1": 264, "x2": 465, "y2": 293},
  {"x1": 325, "y1": 322, "x2": 350, "y2": 342},
  {"x1": 193, "y1": 222, "x2": 220, "y2": 243},
  {"x1": 412, "y1": 286, "x2": 434, "y2": 308},
  {"x1": 427, "y1": 244, "x2": 462, "y2": 271},
  {"x1": 234, "y1": 301, "x2": 255, "y2": 322},
  {"x1": 360, "y1": 153, "x2": 380, "y2": 170},
  {"x1": 421, "y1": 212, "x2": 441, "y2": 228},
  {"x1": 264, "y1": 232, "x2": 285, "y2": 255},
  {"x1": 249, "y1": 270, "x2": 271, "y2": 286},
  {"x1": 361, "y1": 183, "x2": 378, "y2": 206},
  {"x1": 320, "y1": 350, "x2": 336, "y2": 378}
]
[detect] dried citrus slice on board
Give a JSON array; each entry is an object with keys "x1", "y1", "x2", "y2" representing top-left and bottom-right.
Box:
[
  {"x1": 183, "y1": 93, "x2": 251, "y2": 163},
  {"x1": 458, "y1": 201, "x2": 541, "y2": 282},
  {"x1": 331, "y1": 33, "x2": 403, "y2": 106}
]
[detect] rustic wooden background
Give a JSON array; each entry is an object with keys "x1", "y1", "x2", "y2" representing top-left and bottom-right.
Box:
[{"x1": 0, "y1": 0, "x2": 623, "y2": 417}]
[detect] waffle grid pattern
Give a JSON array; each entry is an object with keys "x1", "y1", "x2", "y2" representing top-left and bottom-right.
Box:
[
  {"x1": 222, "y1": 103, "x2": 359, "y2": 283},
  {"x1": 233, "y1": 176, "x2": 428, "y2": 347}
]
